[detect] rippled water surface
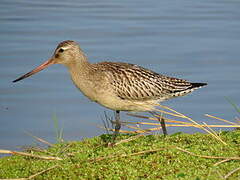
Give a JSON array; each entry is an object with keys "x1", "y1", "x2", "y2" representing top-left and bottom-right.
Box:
[{"x1": 1, "y1": 0, "x2": 240, "y2": 149}]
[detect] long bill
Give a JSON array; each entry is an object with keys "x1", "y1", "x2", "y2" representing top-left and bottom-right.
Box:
[{"x1": 13, "y1": 59, "x2": 54, "y2": 83}]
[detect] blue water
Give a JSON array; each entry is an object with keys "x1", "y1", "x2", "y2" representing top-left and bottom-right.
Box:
[{"x1": 1, "y1": 0, "x2": 240, "y2": 150}]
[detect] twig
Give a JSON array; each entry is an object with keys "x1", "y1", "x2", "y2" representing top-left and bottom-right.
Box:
[{"x1": 0, "y1": 149, "x2": 62, "y2": 160}]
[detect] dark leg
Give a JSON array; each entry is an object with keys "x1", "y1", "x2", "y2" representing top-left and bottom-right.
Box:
[
  {"x1": 114, "y1": 110, "x2": 121, "y2": 135},
  {"x1": 149, "y1": 111, "x2": 168, "y2": 136},
  {"x1": 108, "y1": 110, "x2": 121, "y2": 146},
  {"x1": 159, "y1": 116, "x2": 168, "y2": 136}
]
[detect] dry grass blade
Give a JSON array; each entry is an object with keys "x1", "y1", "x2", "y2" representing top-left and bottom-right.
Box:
[
  {"x1": 97, "y1": 125, "x2": 136, "y2": 134},
  {"x1": 135, "y1": 122, "x2": 240, "y2": 128},
  {"x1": 154, "y1": 108, "x2": 185, "y2": 118},
  {"x1": 24, "y1": 131, "x2": 54, "y2": 147},
  {"x1": 125, "y1": 122, "x2": 159, "y2": 126},
  {"x1": 124, "y1": 124, "x2": 144, "y2": 131},
  {"x1": 156, "y1": 104, "x2": 184, "y2": 116},
  {"x1": 128, "y1": 112, "x2": 240, "y2": 128},
  {"x1": 0, "y1": 165, "x2": 59, "y2": 180},
  {"x1": 141, "y1": 127, "x2": 162, "y2": 132},
  {"x1": 126, "y1": 113, "x2": 151, "y2": 119},
  {"x1": 155, "y1": 105, "x2": 228, "y2": 145},
  {"x1": 125, "y1": 125, "x2": 148, "y2": 133},
  {"x1": 214, "y1": 159, "x2": 233, "y2": 166},
  {"x1": 0, "y1": 178, "x2": 26, "y2": 180},
  {"x1": 151, "y1": 116, "x2": 191, "y2": 124},
  {"x1": 156, "y1": 104, "x2": 204, "y2": 127},
  {"x1": 22, "y1": 146, "x2": 48, "y2": 153},
  {"x1": 224, "y1": 167, "x2": 240, "y2": 179},
  {"x1": 26, "y1": 165, "x2": 60, "y2": 180},
  {"x1": 114, "y1": 134, "x2": 144, "y2": 146},
  {"x1": 205, "y1": 114, "x2": 238, "y2": 126},
  {"x1": 115, "y1": 130, "x2": 140, "y2": 134},
  {"x1": 128, "y1": 113, "x2": 187, "y2": 124},
  {"x1": 176, "y1": 147, "x2": 240, "y2": 160},
  {"x1": 129, "y1": 124, "x2": 236, "y2": 133},
  {"x1": 129, "y1": 105, "x2": 236, "y2": 145},
  {"x1": 202, "y1": 122, "x2": 227, "y2": 145},
  {"x1": 0, "y1": 149, "x2": 62, "y2": 160}
]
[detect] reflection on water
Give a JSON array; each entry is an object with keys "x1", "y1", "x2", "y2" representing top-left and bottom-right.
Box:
[{"x1": 1, "y1": 0, "x2": 240, "y2": 149}]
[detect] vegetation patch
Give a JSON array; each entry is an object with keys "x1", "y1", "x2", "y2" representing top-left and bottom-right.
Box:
[{"x1": 0, "y1": 131, "x2": 240, "y2": 179}]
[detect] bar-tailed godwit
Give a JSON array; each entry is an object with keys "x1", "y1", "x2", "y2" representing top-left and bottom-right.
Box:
[{"x1": 13, "y1": 40, "x2": 207, "y2": 135}]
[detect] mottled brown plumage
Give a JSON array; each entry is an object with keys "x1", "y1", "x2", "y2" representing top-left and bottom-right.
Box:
[
  {"x1": 94, "y1": 62, "x2": 203, "y2": 101},
  {"x1": 13, "y1": 40, "x2": 207, "y2": 135}
]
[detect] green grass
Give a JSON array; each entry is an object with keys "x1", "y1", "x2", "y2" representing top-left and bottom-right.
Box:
[
  {"x1": 226, "y1": 97, "x2": 240, "y2": 114},
  {"x1": 0, "y1": 131, "x2": 240, "y2": 179},
  {"x1": 52, "y1": 113, "x2": 64, "y2": 143}
]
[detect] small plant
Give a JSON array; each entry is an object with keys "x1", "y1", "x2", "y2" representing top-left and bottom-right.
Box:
[
  {"x1": 226, "y1": 97, "x2": 240, "y2": 129},
  {"x1": 52, "y1": 113, "x2": 64, "y2": 143},
  {"x1": 226, "y1": 97, "x2": 240, "y2": 114}
]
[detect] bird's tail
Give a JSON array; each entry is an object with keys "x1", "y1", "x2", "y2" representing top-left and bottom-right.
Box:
[
  {"x1": 170, "y1": 82, "x2": 207, "y2": 98},
  {"x1": 190, "y1": 83, "x2": 207, "y2": 89}
]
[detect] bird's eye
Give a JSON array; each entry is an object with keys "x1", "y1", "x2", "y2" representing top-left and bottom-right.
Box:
[{"x1": 59, "y1": 48, "x2": 64, "y2": 53}]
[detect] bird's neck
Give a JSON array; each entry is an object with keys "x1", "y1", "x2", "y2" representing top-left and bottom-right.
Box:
[
  {"x1": 67, "y1": 54, "x2": 93, "y2": 82},
  {"x1": 66, "y1": 55, "x2": 97, "y2": 99},
  {"x1": 66, "y1": 52, "x2": 90, "y2": 70}
]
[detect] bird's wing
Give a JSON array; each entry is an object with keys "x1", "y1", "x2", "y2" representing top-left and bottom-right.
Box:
[{"x1": 96, "y1": 62, "x2": 194, "y2": 101}]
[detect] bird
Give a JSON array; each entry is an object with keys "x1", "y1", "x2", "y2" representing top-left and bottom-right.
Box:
[{"x1": 13, "y1": 40, "x2": 207, "y2": 136}]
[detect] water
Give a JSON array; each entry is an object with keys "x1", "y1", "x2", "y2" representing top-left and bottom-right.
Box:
[{"x1": 1, "y1": 0, "x2": 240, "y2": 150}]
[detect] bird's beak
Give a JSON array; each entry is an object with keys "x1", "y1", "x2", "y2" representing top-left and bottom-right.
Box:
[{"x1": 13, "y1": 58, "x2": 55, "y2": 83}]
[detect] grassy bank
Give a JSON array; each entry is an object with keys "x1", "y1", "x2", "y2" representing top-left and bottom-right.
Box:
[{"x1": 0, "y1": 131, "x2": 239, "y2": 179}]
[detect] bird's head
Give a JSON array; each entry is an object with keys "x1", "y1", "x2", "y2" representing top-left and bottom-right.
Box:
[{"x1": 13, "y1": 40, "x2": 86, "y2": 83}]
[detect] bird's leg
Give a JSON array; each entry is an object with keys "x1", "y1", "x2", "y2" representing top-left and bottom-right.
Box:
[
  {"x1": 159, "y1": 116, "x2": 168, "y2": 136},
  {"x1": 150, "y1": 111, "x2": 168, "y2": 136},
  {"x1": 114, "y1": 110, "x2": 121, "y2": 135},
  {"x1": 108, "y1": 110, "x2": 121, "y2": 146}
]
